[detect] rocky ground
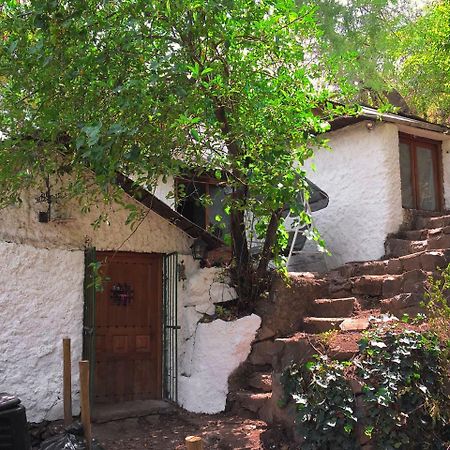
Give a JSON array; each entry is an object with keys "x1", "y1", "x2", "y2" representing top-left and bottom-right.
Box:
[{"x1": 92, "y1": 410, "x2": 291, "y2": 449}]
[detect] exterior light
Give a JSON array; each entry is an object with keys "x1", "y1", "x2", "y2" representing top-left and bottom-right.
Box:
[{"x1": 191, "y1": 238, "x2": 208, "y2": 261}]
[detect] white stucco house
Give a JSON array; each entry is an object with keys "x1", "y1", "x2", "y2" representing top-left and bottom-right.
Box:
[
  {"x1": 0, "y1": 172, "x2": 260, "y2": 423},
  {"x1": 1, "y1": 105, "x2": 449, "y2": 425},
  {"x1": 298, "y1": 107, "x2": 450, "y2": 271}
]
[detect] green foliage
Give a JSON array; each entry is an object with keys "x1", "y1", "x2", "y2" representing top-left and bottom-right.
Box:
[
  {"x1": 282, "y1": 328, "x2": 450, "y2": 449},
  {"x1": 395, "y1": 0, "x2": 450, "y2": 123},
  {"x1": 357, "y1": 329, "x2": 449, "y2": 449},
  {"x1": 0, "y1": 0, "x2": 348, "y2": 306},
  {"x1": 424, "y1": 264, "x2": 450, "y2": 343},
  {"x1": 281, "y1": 356, "x2": 358, "y2": 449}
]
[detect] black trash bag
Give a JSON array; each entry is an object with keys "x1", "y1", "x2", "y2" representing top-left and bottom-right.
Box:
[{"x1": 40, "y1": 422, "x2": 104, "y2": 450}]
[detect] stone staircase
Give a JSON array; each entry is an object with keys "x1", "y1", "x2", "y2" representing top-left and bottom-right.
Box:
[{"x1": 230, "y1": 212, "x2": 450, "y2": 422}]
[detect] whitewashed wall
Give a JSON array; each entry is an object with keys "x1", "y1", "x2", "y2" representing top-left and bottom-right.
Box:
[
  {"x1": 304, "y1": 122, "x2": 404, "y2": 269},
  {"x1": 0, "y1": 189, "x2": 194, "y2": 422},
  {"x1": 0, "y1": 189, "x2": 191, "y2": 254},
  {"x1": 0, "y1": 187, "x2": 251, "y2": 422},
  {"x1": 0, "y1": 243, "x2": 84, "y2": 422}
]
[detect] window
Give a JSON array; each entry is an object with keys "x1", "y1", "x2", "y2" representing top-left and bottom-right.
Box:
[
  {"x1": 399, "y1": 133, "x2": 443, "y2": 211},
  {"x1": 175, "y1": 176, "x2": 230, "y2": 239}
]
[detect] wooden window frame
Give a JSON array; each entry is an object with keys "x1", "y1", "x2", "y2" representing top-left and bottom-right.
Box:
[
  {"x1": 399, "y1": 132, "x2": 444, "y2": 212},
  {"x1": 174, "y1": 176, "x2": 223, "y2": 230}
]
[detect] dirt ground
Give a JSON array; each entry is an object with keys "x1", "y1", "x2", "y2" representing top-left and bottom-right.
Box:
[{"x1": 93, "y1": 410, "x2": 292, "y2": 450}]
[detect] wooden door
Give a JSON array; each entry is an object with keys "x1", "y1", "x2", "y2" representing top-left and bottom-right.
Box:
[
  {"x1": 399, "y1": 133, "x2": 443, "y2": 211},
  {"x1": 94, "y1": 251, "x2": 162, "y2": 404}
]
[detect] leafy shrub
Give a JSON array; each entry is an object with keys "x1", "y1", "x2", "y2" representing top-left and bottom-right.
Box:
[
  {"x1": 424, "y1": 264, "x2": 450, "y2": 344},
  {"x1": 357, "y1": 329, "x2": 449, "y2": 449},
  {"x1": 282, "y1": 329, "x2": 450, "y2": 449},
  {"x1": 281, "y1": 356, "x2": 358, "y2": 450}
]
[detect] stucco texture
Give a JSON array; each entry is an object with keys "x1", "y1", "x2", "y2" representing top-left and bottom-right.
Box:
[
  {"x1": 0, "y1": 188, "x2": 192, "y2": 255},
  {"x1": 178, "y1": 314, "x2": 261, "y2": 414},
  {"x1": 305, "y1": 122, "x2": 404, "y2": 269},
  {"x1": 0, "y1": 185, "x2": 247, "y2": 420},
  {"x1": 0, "y1": 242, "x2": 84, "y2": 422}
]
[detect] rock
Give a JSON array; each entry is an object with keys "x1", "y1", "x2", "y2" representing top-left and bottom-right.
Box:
[
  {"x1": 183, "y1": 267, "x2": 223, "y2": 306},
  {"x1": 249, "y1": 340, "x2": 281, "y2": 366},
  {"x1": 255, "y1": 325, "x2": 276, "y2": 342},
  {"x1": 339, "y1": 317, "x2": 370, "y2": 331},
  {"x1": 303, "y1": 317, "x2": 345, "y2": 333},
  {"x1": 248, "y1": 373, "x2": 272, "y2": 392},
  {"x1": 382, "y1": 275, "x2": 403, "y2": 298},
  {"x1": 235, "y1": 391, "x2": 271, "y2": 413},
  {"x1": 194, "y1": 302, "x2": 215, "y2": 315},
  {"x1": 210, "y1": 282, "x2": 237, "y2": 303},
  {"x1": 380, "y1": 293, "x2": 424, "y2": 317},
  {"x1": 312, "y1": 297, "x2": 355, "y2": 318},
  {"x1": 386, "y1": 258, "x2": 402, "y2": 275},
  {"x1": 178, "y1": 314, "x2": 261, "y2": 414},
  {"x1": 352, "y1": 276, "x2": 383, "y2": 296},
  {"x1": 273, "y1": 334, "x2": 317, "y2": 371}
]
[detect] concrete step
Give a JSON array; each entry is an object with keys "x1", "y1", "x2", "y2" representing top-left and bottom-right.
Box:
[
  {"x1": 247, "y1": 372, "x2": 272, "y2": 393},
  {"x1": 312, "y1": 297, "x2": 356, "y2": 318},
  {"x1": 303, "y1": 317, "x2": 346, "y2": 333}
]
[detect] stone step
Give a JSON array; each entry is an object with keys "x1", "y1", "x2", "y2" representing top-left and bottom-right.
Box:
[
  {"x1": 380, "y1": 292, "x2": 425, "y2": 318},
  {"x1": 386, "y1": 235, "x2": 450, "y2": 258},
  {"x1": 414, "y1": 214, "x2": 450, "y2": 230},
  {"x1": 247, "y1": 372, "x2": 272, "y2": 393},
  {"x1": 312, "y1": 297, "x2": 356, "y2": 318},
  {"x1": 234, "y1": 391, "x2": 271, "y2": 414},
  {"x1": 332, "y1": 250, "x2": 449, "y2": 281},
  {"x1": 385, "y1": 238, "x2": 428, "y2": 257},
  {"x1": 303, "y1": 317, "x2": 346, "y2": 333},
  {"x1": 399, "y1": 228, "x2": 430, "y2": 241},
  {"x1": 351, "y1": 269, "x2": 429, "y2": 298}
]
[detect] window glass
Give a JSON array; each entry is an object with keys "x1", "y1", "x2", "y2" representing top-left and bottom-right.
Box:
[
  {"x1": 416, "y1": 146, "x2": 437, "y2": 211},
  {"x1": 399, "y1": 142, "x2": 414, "y2": 209}
]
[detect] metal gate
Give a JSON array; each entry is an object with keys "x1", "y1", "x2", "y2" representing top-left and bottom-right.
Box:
[
  {"x1": 163, "y1": 252, "x2": 179, "y2": 403},
  {"x1": 83, "y1": 247, "x2": 97, "y2": 404}
]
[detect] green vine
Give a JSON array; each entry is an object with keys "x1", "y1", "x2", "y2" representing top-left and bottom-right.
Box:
[
  {"x1": 281, "y1": 329, "x2": 450, "y2": 449},
  {"x1": 281, "y1": 356, "x2": 358, "y2": 450}
]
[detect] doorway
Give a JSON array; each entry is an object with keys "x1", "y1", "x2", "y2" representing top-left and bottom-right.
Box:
[
  {"x1": 399, "y1": 133, "x2": 443, "y2": 211},
  {"x1": 93, "y1": 251, "x2": 163, "y2": 404}
]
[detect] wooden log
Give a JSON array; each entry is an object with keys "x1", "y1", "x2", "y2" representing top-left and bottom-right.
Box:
[
  {"x1": 79, "y1": 360, "x2": 92, "y2": 450},
  {"x1": 185, "y1": 435, "x2": 204, "y2": 450},
  {"x1": 63, "y1": 338, "x2": 72, "y2": 426}
]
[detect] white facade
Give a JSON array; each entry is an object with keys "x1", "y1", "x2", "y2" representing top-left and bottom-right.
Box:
[
  {"x1": 0, "y1": 187, "x2": 257, "y2": 423},
  {"x1": 304, "y1": 122, "x2": 404, "y2": 269},
  {"x1": 302, "y1": 121, "x2": 450, "y2": 270}
]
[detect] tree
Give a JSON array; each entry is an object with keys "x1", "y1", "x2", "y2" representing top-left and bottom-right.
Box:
[
  {"x1": 306, "y1": 0, "x2": 450, "y2": 124},
  {"x1": 0, "y1": 0, "x2": 345, "y2": 308},
  {"x1": 395, "y1": 0, "x2": 450, "y2": 123},
  {"x1": 300, "y1": 0, "x2": 422, "y2": 111}
]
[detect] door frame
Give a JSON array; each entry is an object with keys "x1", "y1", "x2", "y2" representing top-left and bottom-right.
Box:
[
  {"x1": 84, "y1": 250, "x2": 164, "y2": 403},
  {"x1": 399, "y1": 132, "x2": 444, "y2": 212}
]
